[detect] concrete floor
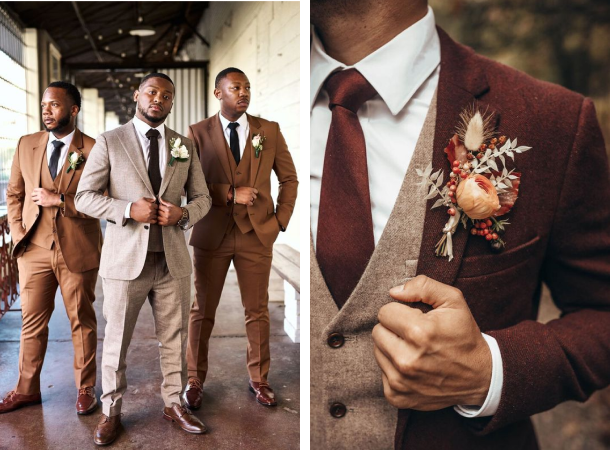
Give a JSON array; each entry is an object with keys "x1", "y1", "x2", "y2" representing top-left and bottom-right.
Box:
[{"x1": 0, "y1": 269, "x2": 300, "y2": 450}]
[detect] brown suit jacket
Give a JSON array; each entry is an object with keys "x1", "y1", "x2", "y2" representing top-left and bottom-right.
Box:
[
  {"x1": 188, "y1": 113, "x2": 298, "y2": 249},
  {"x1": 7, "y1": 129, "x2": 102, "y2": 273}
]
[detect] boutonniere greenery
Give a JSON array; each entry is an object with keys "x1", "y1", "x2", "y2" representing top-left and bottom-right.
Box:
[
  {"x1": 168, "y1": 137, "x2": 189, "y2": 166},
  {"x1": 66, "y1": 151, "x2": 85, "y2": 173},
  {"x1": 417, "y1": 106, "x2": 532, "y2": 260},
  {"x1": 252, "y1": 133, "x2": 266, "y2": 158}
]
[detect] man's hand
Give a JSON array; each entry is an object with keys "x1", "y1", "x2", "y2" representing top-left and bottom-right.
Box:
[
  {"x1": 372, "y1": 275, "x2": 491, "y2": 411},
  {"x1": 235, "y1": 187, "x2": 258, "y2": 206},
  {"x1": 31, "y1": 188, "x2": 61, "y2": 207},
  {"x1": 157, "y1": 198, "x2": 182, "y2": 226},
  {"x1": 130, "y1": 197, "x2": 158, "y2": 223}
]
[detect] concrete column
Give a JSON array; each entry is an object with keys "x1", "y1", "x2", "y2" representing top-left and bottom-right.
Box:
[
  {"x1": 24, "y1": 28, "x2": 39, "y2": 134},
  {"x1": 105, "y1": 111, "x2": 120, "y2": 131}
]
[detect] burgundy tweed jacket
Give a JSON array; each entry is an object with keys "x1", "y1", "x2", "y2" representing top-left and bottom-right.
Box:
[{"x1": 395, "y1": 28, "x2": 610, "y2": 449}]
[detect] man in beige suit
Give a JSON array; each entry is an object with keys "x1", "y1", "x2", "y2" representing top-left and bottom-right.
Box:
[
  {"x1": 75, "y1": 73, "x2": 211, "y2": 446},
  {"x1": 184, "y1": 68, "x2": 298, "y2": 409},
  {"x1": 1, "y1": 82, "x2": 102, "y2": 416}
]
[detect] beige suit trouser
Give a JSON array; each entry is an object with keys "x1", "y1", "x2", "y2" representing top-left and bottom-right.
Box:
[
  {"x1": 187, "y1": 227, "x2": 273, "y2": 383},
  {"x1": 16, "y1": 242, "x2": 98, "y2": 395},
  {"x1": 100, "y1": 251, "x2": 191, "y2": 417}
]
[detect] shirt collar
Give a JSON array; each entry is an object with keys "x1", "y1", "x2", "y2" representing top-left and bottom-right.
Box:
[
  {"x1": 310, "y1": 6, "x2": 440, "y2": 116},
  {"x1": 50, "y1": 128, "x2": 76, "y2": 149},
  {"x1": 132, "y1": 115, "x2": 166, "y2": 141},
  {"x1": 218, "y1": 112, "x2": 248, "y2": 131}
]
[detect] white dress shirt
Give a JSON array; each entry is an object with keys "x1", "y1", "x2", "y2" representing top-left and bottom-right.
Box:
[
  {"x1": 46, "y1": 128, "x2": 75, "y2": 170},
  {"x1": 219, "y1": 112, "x2": 249, "y2": 157},
  {"x1": 310, "y1": 6, "x2": 503, "y2": 418},
  {"x1": 125, "y1": 115, "x2": 167, "y2": 218}
]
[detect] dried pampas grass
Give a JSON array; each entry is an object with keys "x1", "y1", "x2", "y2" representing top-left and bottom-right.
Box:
[{"x1": 456, "y1": 106, "x2": 494, "y2": 151}]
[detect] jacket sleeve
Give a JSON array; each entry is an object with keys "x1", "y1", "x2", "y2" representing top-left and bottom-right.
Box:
[
  {"x1": 6, "y1": 137, "x2": 26, "y2": 244},
  {"x1": 75, "y1": 134, "x2": 130, "y2": 226},
  {"x1": 272, "y1": 123, "x2": 299, "y2": 229},
  {"x1": 473, "y1": 97, "x2": 610, "y2": 434}
]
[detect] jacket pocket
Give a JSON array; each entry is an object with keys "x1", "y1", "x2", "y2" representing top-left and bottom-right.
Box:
[{"x1": 457, "y1": 235, "x2": 541, "y2": 279}]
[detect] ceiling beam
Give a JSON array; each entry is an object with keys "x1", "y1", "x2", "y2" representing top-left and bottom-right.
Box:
[
  {"x1": 66, "y1": 60, "x2": 208, "y2": 71},
  {"x1": 71, "y1": 1, "x2": 104, "y2": 62}
]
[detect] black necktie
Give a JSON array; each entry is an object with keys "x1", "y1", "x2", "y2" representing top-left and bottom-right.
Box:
[
  {"x1": 49, "y1": 140, "x2": 64, "y2": 181},
  {"x1": 146, "y1": 128, "x2": 161, "y2": 195},
  {"x1": 228, "y1": 122, "x2": 240, "y2": 165}
]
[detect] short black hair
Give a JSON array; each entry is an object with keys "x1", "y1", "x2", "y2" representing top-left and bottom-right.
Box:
[
  {"x1": 215, "y1": 67, "x2": 245, "y2": 88},
  {"x1": 139, "y1": 72, "x2": 175, "y2": 89},
  {"x1": 47, "y1": 81, "x2": 81, "y2": 109}
]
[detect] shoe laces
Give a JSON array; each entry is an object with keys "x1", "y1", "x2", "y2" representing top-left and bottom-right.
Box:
[
  {"x1": 3, "y1": 390, "x2": 17, "y2": 402},
  {"x1": 188, "y1": 378, "x2": 202, "y2": 390},
  {"x1": 79, "y1": 386, "x2": 94, "y2": 397}
]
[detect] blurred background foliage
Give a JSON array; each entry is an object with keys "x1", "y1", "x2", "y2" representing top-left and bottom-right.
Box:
[{"x1": 431, "y1": 0, "x2": 610, "y2": 161}]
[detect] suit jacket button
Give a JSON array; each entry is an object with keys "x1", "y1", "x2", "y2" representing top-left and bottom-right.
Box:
[
  {"x1": 330, "y1": 402, "x2": 347, "y2": 418},
  {"x1": 233, "y1": 213, "x2": 238, "y2": 216},
  {"x1": 327, "y1": 332, "x2": 344, "y2": 348},
  {"x1": 144, "y1": 225, "x2": 149, "y2": 230}
]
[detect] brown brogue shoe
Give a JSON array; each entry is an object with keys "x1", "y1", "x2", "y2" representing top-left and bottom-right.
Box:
[
  {"x1": 76, "y1": 386, "x2": 98, "y2": 415},
  {"x1": 163, "y1": 403, "x2": 207, "y2": 434},
  {"x1": 183, "y1": 377, "x2": 203, "y2": 410},
  {"x1": 94, "y1": 414, "x2": 121, "y2": 446},
  {"x1": 0, "y1": 390, "x2": 41, "y2": 414},
  {"x1": 249, "y1": 380, "x2": 277, "y2": 407}
]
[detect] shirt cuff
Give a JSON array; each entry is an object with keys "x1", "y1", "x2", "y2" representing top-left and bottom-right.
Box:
[
  {"x1": 124, "y1": 202, "x2": 132, "y2": 219},
  {"x1": 454, "y1": 333, "x2": 503, "y2": 418}
]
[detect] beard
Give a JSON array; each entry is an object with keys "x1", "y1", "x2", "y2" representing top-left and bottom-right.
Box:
[
  {"x1": 43, "y1": 111, "x2": 71, "y2": 133},
  {"x1": 138, "y1": 103, "x2": 168, "y2": 124}
]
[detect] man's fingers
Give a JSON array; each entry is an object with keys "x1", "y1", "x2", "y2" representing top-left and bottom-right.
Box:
[
  {"x1": 372, "y1": 323, "x2": 418, "y2": 370},
  {"x1": 389, "y1": 275, "x2": 465, "y2": 310},
  {"x1": 253, "y1": 188, "x2": 258, "y2": 194},
  {"x1": 143, "y1": 197, "x2": 156, "y2": 203},
  {"x1": 377, "y1": 302, "x2": 429, "y2": 343}
]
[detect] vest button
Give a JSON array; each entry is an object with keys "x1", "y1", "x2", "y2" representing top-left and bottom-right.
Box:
[
  {"x1": 330, "y1": 402, "x2": 347, "y2": 418},
  {"x1": 233, "y1": 213, "x2": 238, "y2": 216},
  {"x1": 327, "y1": 332, "x2": 344, "y2": 348},
  {"x1": 226, "y1": 213, "x2": 230, "y2": 216},
  {"x1": 144, "y1": 225, "x2": 149, "y2": 230},
  {"x1": 236, "y1": 171, "x2": 241, "y2": 175}
]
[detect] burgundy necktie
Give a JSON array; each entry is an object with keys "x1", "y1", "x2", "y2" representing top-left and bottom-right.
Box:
[{"x1": 316, "y1": 69, "x2": 378, "y2": 309}]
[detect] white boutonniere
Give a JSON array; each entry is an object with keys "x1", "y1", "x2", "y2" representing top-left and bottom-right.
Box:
[
  {"x1": 66, "y1": 151, "x2": 85, "y2": 173},
  {"x1": 252, "y1": 133, "x2": 266, "y2": 158},
  {"x1": 168, "y1": 137, "x2": 189, "y2": 166}
]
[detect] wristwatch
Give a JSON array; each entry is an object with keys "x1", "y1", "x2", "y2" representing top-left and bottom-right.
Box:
[
  {"x1": 59, "y1": 193, "x2": 65, "y2": 209},
  {"x1": 176, "y1": 207, "x2": 189, "y2": 229}
]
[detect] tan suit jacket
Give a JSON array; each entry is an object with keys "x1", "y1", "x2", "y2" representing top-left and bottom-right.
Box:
[
  {"x1": 7, "y1": 129, "x2": 102, "y2": 272},
  {"x1": 75, "y1": 120, "x2": 211, "y2": 280},
  {"x1": 187, "y1": 113, "x2": 298, "y2": 249}
]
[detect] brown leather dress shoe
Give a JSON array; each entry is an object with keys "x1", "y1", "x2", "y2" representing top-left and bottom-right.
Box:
[
  {"x1": 76, "y1": 386, "x2": 98, "y2": 415},
  {"x1": 0, "y1": 390, "x2": 42, "y2": 414},
  {"x1": 163, "y1": 403, "x2": 207, "y2": 434},
  {"x1": 94, "y1": 414, "x2": 121, "y2": 446},
  {"x1": 183, "y1": 377, "x2": 203, "y2": 410},
  {"x1": 249, "y1": 380, "x2": 277, "y2": 406}
]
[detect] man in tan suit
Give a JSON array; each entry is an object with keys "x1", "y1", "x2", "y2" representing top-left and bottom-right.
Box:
[
  {"x1": 75, "y1": 73, "x2": 212, "y2": 445},
  {"x1": 184, "y1": 68, "x2": 298, "y2": 409},
  {"x1": 1, "y1": 82, "x2": 102, "y2": 416}
]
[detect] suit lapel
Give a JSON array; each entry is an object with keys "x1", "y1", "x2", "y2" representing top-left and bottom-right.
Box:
[
  {"x1": 209, "y1": 114, "x2": 234, "y2": 182},
  {"x1": 158, "y1": 125, "x2": 177, "y2": 197},
  {"x1": 33, "y1": 132, "x2": 49, "y2": 188},
  {"x1": 56, "y1": 128, "x2": 84, "y2": 193},
  {"x1": 117, "y1": 120, "x2": 155, "y2": 196},
  {"x1": 248, "y1": 114, "x2": 262, "y2": 184},
  {"x1": 415, "y1": 27, "x2": 500, "y2": 286}
]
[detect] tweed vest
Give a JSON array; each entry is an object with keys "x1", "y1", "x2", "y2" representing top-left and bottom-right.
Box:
[
  {"x1": 29, "y1": 149, "x2": 62, "y2": 250},
  {"x1": 310, "y1": 93, "x2": 437, "y2": 449}
]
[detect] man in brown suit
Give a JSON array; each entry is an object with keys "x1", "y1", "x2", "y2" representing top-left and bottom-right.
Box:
[
  {"x1": 184, "y1": 67, "x2": 298, "y2": 408},
  {"x1": 1, "y1": 82, "x2": 102, "y2": 416},
  {"x1": 311, "y1": 1, "x2": 610, "y2": 449}
]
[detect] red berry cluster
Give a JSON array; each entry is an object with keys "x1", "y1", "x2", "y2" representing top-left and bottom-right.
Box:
[
  {"x1": 470, "y1": 219, "x2": 504, "y2": 252},
  {"x1": 468, "y1": 135, "x2": 507, "y2": 161},
  {"x1": 446, "y1": 159, "x2": 473, "y2": 216}
]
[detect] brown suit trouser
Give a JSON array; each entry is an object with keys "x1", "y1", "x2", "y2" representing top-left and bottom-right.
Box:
[
  {"x1": 16, "y1": 242, "x2": 98, "y2": 395},
  {"x1": 187, "y1": 227, "x2": 273, "y2": 383}
]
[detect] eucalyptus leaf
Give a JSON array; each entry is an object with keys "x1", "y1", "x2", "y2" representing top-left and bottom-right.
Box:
[
  {"x1": 432, "y1": 198, "x2": 445, "y2": 209},
  {"x1": 488, "y1": 159, "x2": 499, "y2": 171}
]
